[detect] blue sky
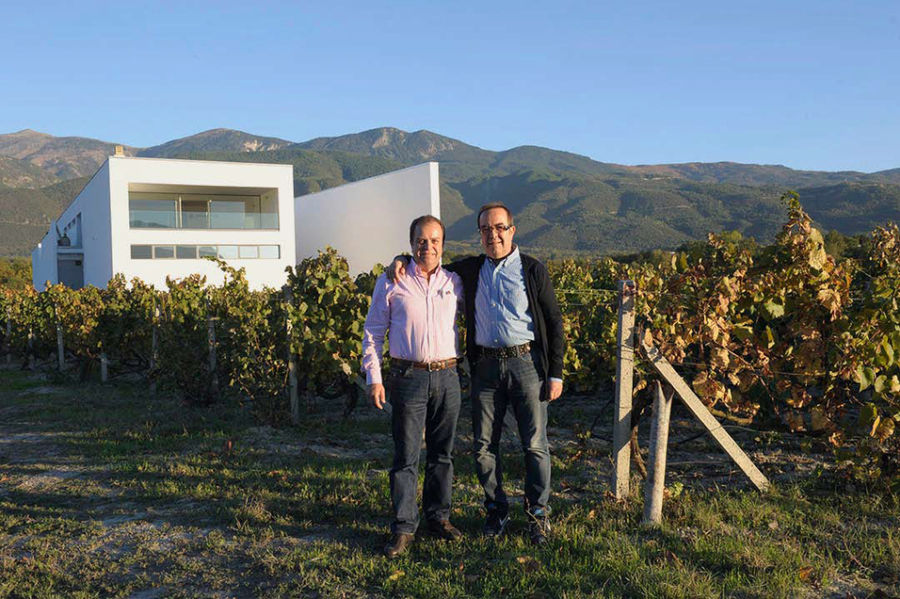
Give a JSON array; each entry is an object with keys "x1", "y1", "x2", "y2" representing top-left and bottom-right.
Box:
[{"x1": 2, "y1": 1, "x2": 898, "y2": 172}]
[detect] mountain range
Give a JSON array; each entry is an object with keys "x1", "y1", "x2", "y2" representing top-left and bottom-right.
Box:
[{"x1": 1, "y1": 126, "x2": 898, "y2": 257}]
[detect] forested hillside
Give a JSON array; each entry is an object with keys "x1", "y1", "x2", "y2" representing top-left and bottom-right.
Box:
[{"x1": 1, "y1": 126, "x2": 898, "y2": 256}]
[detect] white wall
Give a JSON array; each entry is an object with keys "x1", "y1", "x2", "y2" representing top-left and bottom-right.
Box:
[
  {"x1": 294, "y1": 162, "x2": 440, "y2": 274},
  {"x1": 108, "y1": 157, "x2": 295, "y2": 290},
  {"x1": 33, "y1": 158, "x2": 439, "y2": 289},
  {"x1": 76, "y1": 162, "x2": 113, "y2": 287},
  {"x1": 32, "y1": 162, "x2": 112, "y2": 289},
  {"x1": 30, "y1": 235, "x2": 56, "y2": 289}
]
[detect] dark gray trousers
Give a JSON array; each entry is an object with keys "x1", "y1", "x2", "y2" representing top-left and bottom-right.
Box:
[
  {"x1": 471, "y1": 352, "x2": 551, "y2": 514},
  {"x1": 388, "y1": 366, "x2": 461, "y2": 534}
]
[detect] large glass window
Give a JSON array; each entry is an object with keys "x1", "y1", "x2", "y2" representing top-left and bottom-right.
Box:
[
  {"x1": 129, "y1": 191, "x2": 278, "y2": 230},
  {"x1": 260, "y1": 190, "x2": 278, "y2": 228},
  {"x1": 181, "y1": 199, "x2": 209, "y2": 228},
  {"x1": 209, "y1": 196, "x2": 253, "y2": 229},
  {"x1": 130, "y1": 194, "x2": 177, "y2": 228},
  {"x1": 130, "y1": 244, "x2": 281, "y2": 260}
]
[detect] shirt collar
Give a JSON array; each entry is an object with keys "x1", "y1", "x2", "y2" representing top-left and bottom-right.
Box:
[
  {"x1": 410, "y1": 259, "x2": 442, "y2": 279},
  {"x1": 487, "y1": 245, "x2": 520, "y2": 268}
]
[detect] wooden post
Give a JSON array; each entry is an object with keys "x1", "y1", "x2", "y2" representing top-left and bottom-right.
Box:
[
  {"x1": 641, "y1": 339, "x2": 770, "y2": 492},
  {"x1": 150, "y1": 303, "x2": 159, "y2": 397},
  {"x1": 207, "y1": 299, "x2": 219, "y2": 402},
  {"x1": 100, "y1": 353, "x2": 108, "y2": 382},
  {"x1": 5, "y1": 307, "x2": 11, "y2": 367},
  {"x1": 643, "y1": 380, "x2": 673, "y2": 525},
  {"x1": 284, "y1": 285, "x2": 299, "y2": 425},
  {"x1": 613, "y1": 280, "x2": 636, "y2": 499},
  {"x1": 54, "y1": 306, "x2": 64, "y2": 372},
  {"x1": 27, "y1": 327, "x2": 35, "y2": 370}
]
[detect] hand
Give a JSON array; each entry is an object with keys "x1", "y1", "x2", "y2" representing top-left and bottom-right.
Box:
[
  {"x1": 368, "y1": 383, "x2": 386, "y2": 410},
  {"x1": 385, "y1": 256, "x2": 408, "y2": 282},
  {"x1": 547, "y1": 380, "x2": 563, "y2": 402}
]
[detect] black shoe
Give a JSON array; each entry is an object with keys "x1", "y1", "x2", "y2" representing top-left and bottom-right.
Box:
[
  {"x1": 483, "y1": 510, "x2": 509, "y2": 538},
  {"x1": 383, "y1": 532, "x2": 414, "y2": 558},
  {"x1": 527, "y1": 510, "x2": 551, "y2": 546},
  {"x1": 427, "y1": 519, "x2": 463, "y2": 541}
]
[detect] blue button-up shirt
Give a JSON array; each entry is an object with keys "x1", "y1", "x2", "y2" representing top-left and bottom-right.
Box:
[{"x1": 475, "y1": 247, "x2": 535, "y2": 348}]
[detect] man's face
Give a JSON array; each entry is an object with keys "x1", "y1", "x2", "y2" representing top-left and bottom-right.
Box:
[
  {"x1": 479, "y1": 207, "x2": 515, "y2": 259},
  {"x1": 412, "y1": 221, "x2": 443, "y2": 273}
]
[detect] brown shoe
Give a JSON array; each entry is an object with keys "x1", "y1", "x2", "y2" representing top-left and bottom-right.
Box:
[
  {"x1": 383, "y1": 533, "x2": 414, "y2": 558},
  {"x1": 426, "y1": 519, "x2": 463, "y2": 541}
]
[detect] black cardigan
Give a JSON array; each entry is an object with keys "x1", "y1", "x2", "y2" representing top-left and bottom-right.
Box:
[{"x1": 445, "y1": 253, "x2": 565, "y2": 396}]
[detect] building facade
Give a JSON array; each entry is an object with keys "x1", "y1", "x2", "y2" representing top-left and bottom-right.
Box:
[{"x1": 32, "y1": 157, "x2": 439, "y2": 289}]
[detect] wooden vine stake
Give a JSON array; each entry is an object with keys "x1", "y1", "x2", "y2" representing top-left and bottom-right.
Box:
[
  {"x1": 612, "y1": 280, "x2": 636, "y2": 500},
  {"x1": 640, "y1": 335, "x2": 770, "y2": 494},
  {"x1": 643, "y1": 380, "x2": 673, "y2": 525},
  {"x1": 27, "y1": 327, "x2": 35, "y2": 370},
  {"x1": 54, "y1": 305, "x2": 64, "y2": 372},
  {"x1": 150, "y1": 303, "x2": 159, "y2": 397},
  {"x1": 207, "y1": 295, "x2": 219, "y2": 402},
  {"x1": 5, "y1": 307, "x2": 11, "y2": 367},
  {"x1": 283, "y1": 285, "x2": 300, "y2": 425}
]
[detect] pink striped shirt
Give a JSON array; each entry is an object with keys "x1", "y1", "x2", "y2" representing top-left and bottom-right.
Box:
[{"x1": 361, "y1": 261, "x2": 463, "y2": 385}]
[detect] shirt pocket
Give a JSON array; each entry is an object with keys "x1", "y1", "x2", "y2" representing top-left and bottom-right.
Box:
[{"x1": 501, "y1": 278, "x2": 529, "y2": 315}]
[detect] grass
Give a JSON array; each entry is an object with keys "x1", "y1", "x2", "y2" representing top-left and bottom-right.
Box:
[{"x1": 0, "y1": 367, "x2": 898, "y2": 598}]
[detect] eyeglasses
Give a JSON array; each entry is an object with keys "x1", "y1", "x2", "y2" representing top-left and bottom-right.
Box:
[{"x1": 478, "y1": 224, "x2": 513, "y2": 235}]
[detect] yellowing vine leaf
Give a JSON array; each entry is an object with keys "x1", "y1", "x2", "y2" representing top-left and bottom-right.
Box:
[
  {"x1": 762, "y1": 299, "x2": 784, "y2": 320},
  {"x1": 808, "y1": 245, "x2": 828, "y2": 271},
  {"x1": 816, "y1": 288, "x2": 842, "y2": 320},
  {"x1": 710, "y1": 347, "x2": 730, "y2": 370}
]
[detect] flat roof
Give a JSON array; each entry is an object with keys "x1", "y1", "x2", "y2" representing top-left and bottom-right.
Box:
[
  {"x1": 109, "y1": 155, "x2": 294, "y2": 169},
  {"x1": 57, "y1": 155, "x2": 294, "y2": 217}
]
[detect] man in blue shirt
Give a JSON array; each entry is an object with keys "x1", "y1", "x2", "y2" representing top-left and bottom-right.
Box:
[
  {"x1": 390, "y1": 202, "x2": 565, "y2": 545},
  {"x1": 457, "y1": 202, "x2": 564, "y2": 545}
]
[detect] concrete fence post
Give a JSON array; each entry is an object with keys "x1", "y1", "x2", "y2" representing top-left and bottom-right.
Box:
[
  {"x1": 613, "y1": 280, "x2": 636, "y2": 499},
  {"x1": 643, "y1": 380, "x2": 673, "y2": 525},
  {"x1": 641, "y1": 338, "x2": 771, "y2": 492}
]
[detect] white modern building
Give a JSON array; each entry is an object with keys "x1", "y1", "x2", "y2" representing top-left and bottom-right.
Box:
[
  {"x1": 295, "y1": 161, "x2": 440, "y2": 276},
  {"x1": 31, "y1": 156, "x2": 439, "y2": 289}
]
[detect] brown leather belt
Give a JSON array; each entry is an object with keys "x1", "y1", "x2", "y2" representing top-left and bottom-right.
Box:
[
  {"x1": 391, "y1": 357, "x2": 459, "y2": 371},
  {"x1": 479, "y1": 342, "x2": 532, "y2": 359}
]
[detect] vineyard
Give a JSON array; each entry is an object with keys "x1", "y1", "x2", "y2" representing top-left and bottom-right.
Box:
[{"x1": 1, "y1": 194, "x2": 898, "y2": 488}]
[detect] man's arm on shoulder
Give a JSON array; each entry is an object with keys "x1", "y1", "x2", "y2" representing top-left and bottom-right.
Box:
[
  {"x1": 443, "y1": 254, "x2": 480, "y2": 276},
  {"x1": 384, "y1": 255, "x2": 410, "y2": 283}
]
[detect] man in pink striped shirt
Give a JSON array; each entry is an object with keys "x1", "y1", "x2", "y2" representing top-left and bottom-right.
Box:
[{"x1": 361, "y1": 215, "x2": 464, "y2": 558}]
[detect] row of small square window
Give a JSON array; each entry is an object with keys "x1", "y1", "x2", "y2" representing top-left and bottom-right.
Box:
[{"x1": 130, "y1": 244, "x2": 281, "y2": 260}]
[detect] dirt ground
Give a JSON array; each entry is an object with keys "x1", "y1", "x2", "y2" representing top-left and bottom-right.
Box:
[{"x1": 1, "y1": 366, "x2": 896, "y2": 598}]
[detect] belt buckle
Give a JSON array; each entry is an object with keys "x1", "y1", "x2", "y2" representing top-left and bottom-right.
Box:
[{"x1": 427, "y1": 361, "x2": 437, "y2": 372}]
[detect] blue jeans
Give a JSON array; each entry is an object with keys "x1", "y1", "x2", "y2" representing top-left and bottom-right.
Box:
[
  {"x1": 388, "y1": 365, "x2": 461, "y2": 534},
  {"x1": 471, "y1": 351, "x2": 550, "y2": 515}
]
